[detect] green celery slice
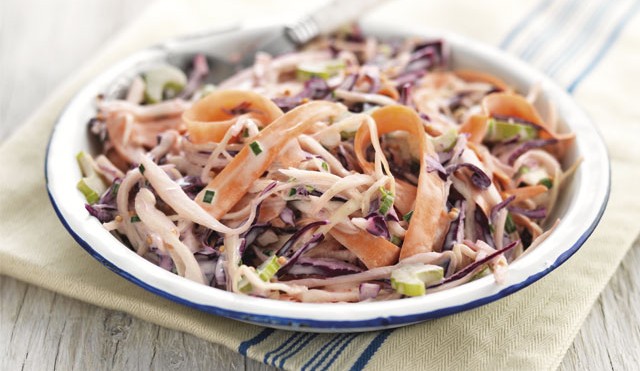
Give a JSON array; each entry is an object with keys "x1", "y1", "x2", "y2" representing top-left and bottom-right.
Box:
[
  {"x1": 296, "y1": 59, "x2": 345, "y2": 81},
  {"x1": 391, "y1": 264, "x2": 444, "y2": 297},
  {"x1": 485, "y1": 118, "x2": 537, "y2": 142},
  {"x1": 143, "y1": 64, "x2": 187, "y2": 104},
  {"x1": 239, "y1": 256, "x2": 282, "y2": 293},
  {"x1": 430, "y1": 128, "x2": 458, "y2": 152}
]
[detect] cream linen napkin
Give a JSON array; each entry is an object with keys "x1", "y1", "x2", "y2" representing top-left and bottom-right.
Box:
[{"x1": 2, "y1": 0, "x2": 639, "y2": 369}]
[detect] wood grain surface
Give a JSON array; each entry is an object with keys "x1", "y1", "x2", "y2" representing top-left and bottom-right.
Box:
[{"x1": 1, "y1": 1, "x2": 638, "y2": 370}]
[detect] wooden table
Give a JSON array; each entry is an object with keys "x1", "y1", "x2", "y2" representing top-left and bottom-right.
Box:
[{"x1": 1, "y1": 1, "x2": 639, "y2": 369}]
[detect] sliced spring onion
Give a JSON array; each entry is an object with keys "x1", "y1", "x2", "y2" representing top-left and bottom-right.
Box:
[
  {"x1": 378, "y1": 187, "x2": 395, "y2": 215},
  {"x1": 391, "y1": 235, "x2": 402, "y2": 246},
  {"x1": 256, "y1": 255, "x2": 281, "y2": 282},
  {"x1": 130, "y1": 215, "x2": 141, "y2": 223},
  {"x1": 321, "y1": 161, "x2": 329, "y2": 172},
  {"x1": 430, "y1": 128, "x2": 458, "y2": 152},
  {"x1": 239, "y1": 255, "x2": 282, "y2": 293},
  {"x1": 76, "y1": 151, "x2": 106, "y2": 205},
  {"x1": 143, "y1": 64, "x2": 187, "y2": 104},
  {"x1": 485, "y1": 118, "x2": 537, "y2": 142},
  {"x1": 139, "y1": 164, "x2": 145, "y2": 174},
  {"x1": 77, "y1": 179, "x2": 101, "y2": 205},
  {"x1": 249, "y1": 141, "x2": 263, "y2": 155},
  {"x1": 296, "y1": 59, "x2": 345, "y2": 81},
  {"x1": 403, "y1": 210, "x2": 414, "y2": 223},
  {"x1": 390, "y1": 263, "x2": 444, "y2": 296}
]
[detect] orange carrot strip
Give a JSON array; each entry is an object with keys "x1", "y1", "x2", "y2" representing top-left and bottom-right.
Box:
[
  {"x1": 354, "y1": 105, "x2": 450, "y2": 259},
  {"x1": 502, "y1": 185, "x2": 548, "y2": 203},
  {"x1": 482, "y1": 92, "x2": 575, "y2": 157},
  {"x1": 377, "y1": 83, "x2": 400, "y2": 101},
  {"x1": 459, "y1": 114, "x2": 489, "y2": 144},
  {"x1": 195, "y1": 101, "x2": 344, "y2": 219},
  {"x1": 511, "y1": 213, "x2": 543, "y2": 239},
  {"x1": 330, "y1": 228, "x2": 400, "y2": 269},
  {"x1": 482, "y1": 93, "x2": 547, "y2": 128},
  {"x1": 394, "y1": 181, "x2": 417, "y2": 216},
  {"x1": 183, "y1": 90, "x2": 283, "y2": 144},
  {"x1": 492, "y1": 167, "x2": 512, "y2": 191}
]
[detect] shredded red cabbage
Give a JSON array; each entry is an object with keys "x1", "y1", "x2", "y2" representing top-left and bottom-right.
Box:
[
  {"x1": 431, "y1": 240, "x2": 520, "y2": 287},
  {"x1": 507, "y1": 138, "x2": 558, "y2": 165}
]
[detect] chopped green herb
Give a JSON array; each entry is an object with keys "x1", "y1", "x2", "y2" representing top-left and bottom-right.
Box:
[
  {"x1": 505, "y1": 214, "x2": 517, "y2": 234},
  {"x1": 489, "y1": 224, "x2": 495, "y2": 233},
  {"x1": 378, "y1": 187, "x2": 395, "y2": 215},
  {"x1": 305, "y1": 185, "x2": 315, "y2": 192},
  {"x1": 321, "y1": 161, "x2": 329, "y2": 171},
  {"x1": 242, "y1": 128, "x2": 249, "y2": 138},
  {"x1": 402, "y1": 210, "x2": 414, "y2": 223},
  {"x1": 203, "y1": 189, "x2": 215, "y2": 204},
  {"x1": 539, "y1": 178, "x2": 553, "y2": 189},
  {"x1": 288, "y1": 188, "x2": 297, "y2": 197},
  {"x1": 138, "y1": 164, "x2": 145, "y2": 174},
  {"x1": 111, "y1": 183, "x2": 120, "y2": 196},
  {"x1": 130, "y1": 215, "x2": 141, "y2": 223},
  {"x1": 249, "y1": 141, "x2": 263, "y2": 155}
]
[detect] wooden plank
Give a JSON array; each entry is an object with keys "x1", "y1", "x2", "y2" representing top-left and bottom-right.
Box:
[{"x1": 559, "y1": 237, "x2": 640, "y2": 370}]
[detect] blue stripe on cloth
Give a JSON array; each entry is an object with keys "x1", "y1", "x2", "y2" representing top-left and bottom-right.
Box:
[
  {"x1": 276, "y1": 333, "x2": 319, "y2": 368},
  {"x1": 348, "y1": 330, "x2": 393, "y2": 371},
  {"x1": 500, "y1": 0, "x2": 553, "y2": 49},
  {"x1": 544, "y1": 0, "x2": 614, "y2": 77},
  {"x1": 518, "y1": 0, "x2": 581, "y2": 60},
  {"x1": 312, "y1": 334, "x2": 356, "y2": 371},
  {"x1": 238, "y1": 328, "x2": 275, "y2": 356},
  {"x1": 322, "y1": 334, "x2": 358, "y2": 371},
  {"x1": 263, "y1": 332, "x2": 304, "y2": 364},
  {"x1": 567, "y1": 0, "x2": 640, "y2": 93},
  {"x1": 302, "y1": 334, "x2": 348, "y2": 371}
]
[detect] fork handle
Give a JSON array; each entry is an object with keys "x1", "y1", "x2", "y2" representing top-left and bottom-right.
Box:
[{"x1": 285, "y1": 0, "x2": 389, "y2": 45}]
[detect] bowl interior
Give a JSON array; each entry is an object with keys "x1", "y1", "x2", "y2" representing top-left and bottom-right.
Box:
[{"x1": 45, "y1": 22, "x2": 608, "y2": 332}]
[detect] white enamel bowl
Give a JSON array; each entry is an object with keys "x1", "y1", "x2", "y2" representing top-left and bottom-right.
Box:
[{"x1": 45, "y1": 21, "x2": 610, "y2": 332}]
